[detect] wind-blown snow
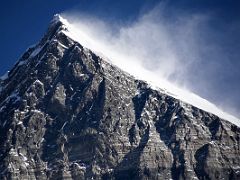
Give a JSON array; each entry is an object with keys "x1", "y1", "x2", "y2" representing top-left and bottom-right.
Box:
[{"x1": 53, "y1": 15, "x2": 240, "y2": 126}]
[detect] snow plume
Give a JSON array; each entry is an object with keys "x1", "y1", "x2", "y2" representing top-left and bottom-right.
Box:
[
  {"x1": 61, "y1": 7, "x2": 192, "y2": 81},
  {"x1": 59, "y1": 2, "x2": 240, "y2": 125}
]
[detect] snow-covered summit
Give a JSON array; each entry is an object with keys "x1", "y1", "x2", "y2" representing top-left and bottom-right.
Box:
[
  {"x1": 52, "y1": 14, "x2": 69, "y2": 25},
  {"x1": 1, "y1": 14, "x2": 239, "y2": 127},
  {"x1": 48, "y1": 14, "x2": 240, "y2": 126},
  {"x1": 1, "y1": 14, "x2": 239, "y2": 179}
]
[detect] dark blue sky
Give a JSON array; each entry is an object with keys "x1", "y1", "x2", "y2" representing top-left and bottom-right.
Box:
[
  {"x1": 1, "y1": 0, "x2": 240, "y2": 116},
  {"x1": 1, "y1": 0, "x2": 239, "y2": 74},
  {"x1": 0, "y1": 0, "x2": 159, "y2": 75}
]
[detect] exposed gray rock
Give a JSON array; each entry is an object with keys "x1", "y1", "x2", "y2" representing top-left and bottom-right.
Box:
[{"x1": 0, "y1": 16, "x2": 239, "y2": 180}]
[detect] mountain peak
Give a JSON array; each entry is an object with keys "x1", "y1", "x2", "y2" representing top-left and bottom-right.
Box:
[
  {"x1": 43, "y1": 15, "x2": 240, "y2": 127},
  {"x1": 52, "y1": 14, "x2": 69, "y2": 27},
  {"x1": 0, "y1": 15, "x2": 240, "y2": 179},
  {"x1": 1, "y1": 14, "x2": 239, "y2": 126}
]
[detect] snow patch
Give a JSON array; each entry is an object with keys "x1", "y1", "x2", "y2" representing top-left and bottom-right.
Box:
[
  {"x1": 29, "y1": 46, "x2": 42, "y2": 58},
  {"x1": 53, "y1": 39, "x2": 68, "y2": 49},
  {"x1": 73, "y1": 162, "x2": 87, "y2": 170},
  {"x1": 33, "y1": 79, "x2": 43, "y2": 86},
  {"x1": 17, "y1": 121, "x2": 23, "y2": 125},
  {"x1": 9, "y1": 148, "x2": 18, "y2": 157},
  {"x1": 0, "y1": 71, "x2": 9, "y2": 81},
  {"x1": 17, "y1": 60, "x2": 27, "y2": 66},
  {"x1": 30, "y1": 109, "x2": 42, "y2": 114}
]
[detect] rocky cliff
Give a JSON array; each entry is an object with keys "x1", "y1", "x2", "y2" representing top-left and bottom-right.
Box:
[{"x1": 0, "y1": 16, "x2": 239, "y2": 180}]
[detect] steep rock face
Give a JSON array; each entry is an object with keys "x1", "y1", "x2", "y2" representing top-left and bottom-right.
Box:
[{"x1": 0, "y1": 17, "x2": 240, "y2": 180}]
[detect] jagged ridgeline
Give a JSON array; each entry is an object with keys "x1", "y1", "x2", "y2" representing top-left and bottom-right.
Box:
[{"x1": 0, "y1": 15, "x2": 239, "y2": 180}]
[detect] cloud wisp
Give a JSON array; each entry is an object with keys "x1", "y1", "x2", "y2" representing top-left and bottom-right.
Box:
[{"x1": 59, "y1": 3, "x2": 240, "y2": 124}]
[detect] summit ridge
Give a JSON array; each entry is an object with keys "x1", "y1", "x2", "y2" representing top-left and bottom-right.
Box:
[
  {"x1": 47, "y1": 14, "x2": 240, "y2": 126},
  {"x1": 0, "y1": 15, "x2": 239, "y2": 179}
]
